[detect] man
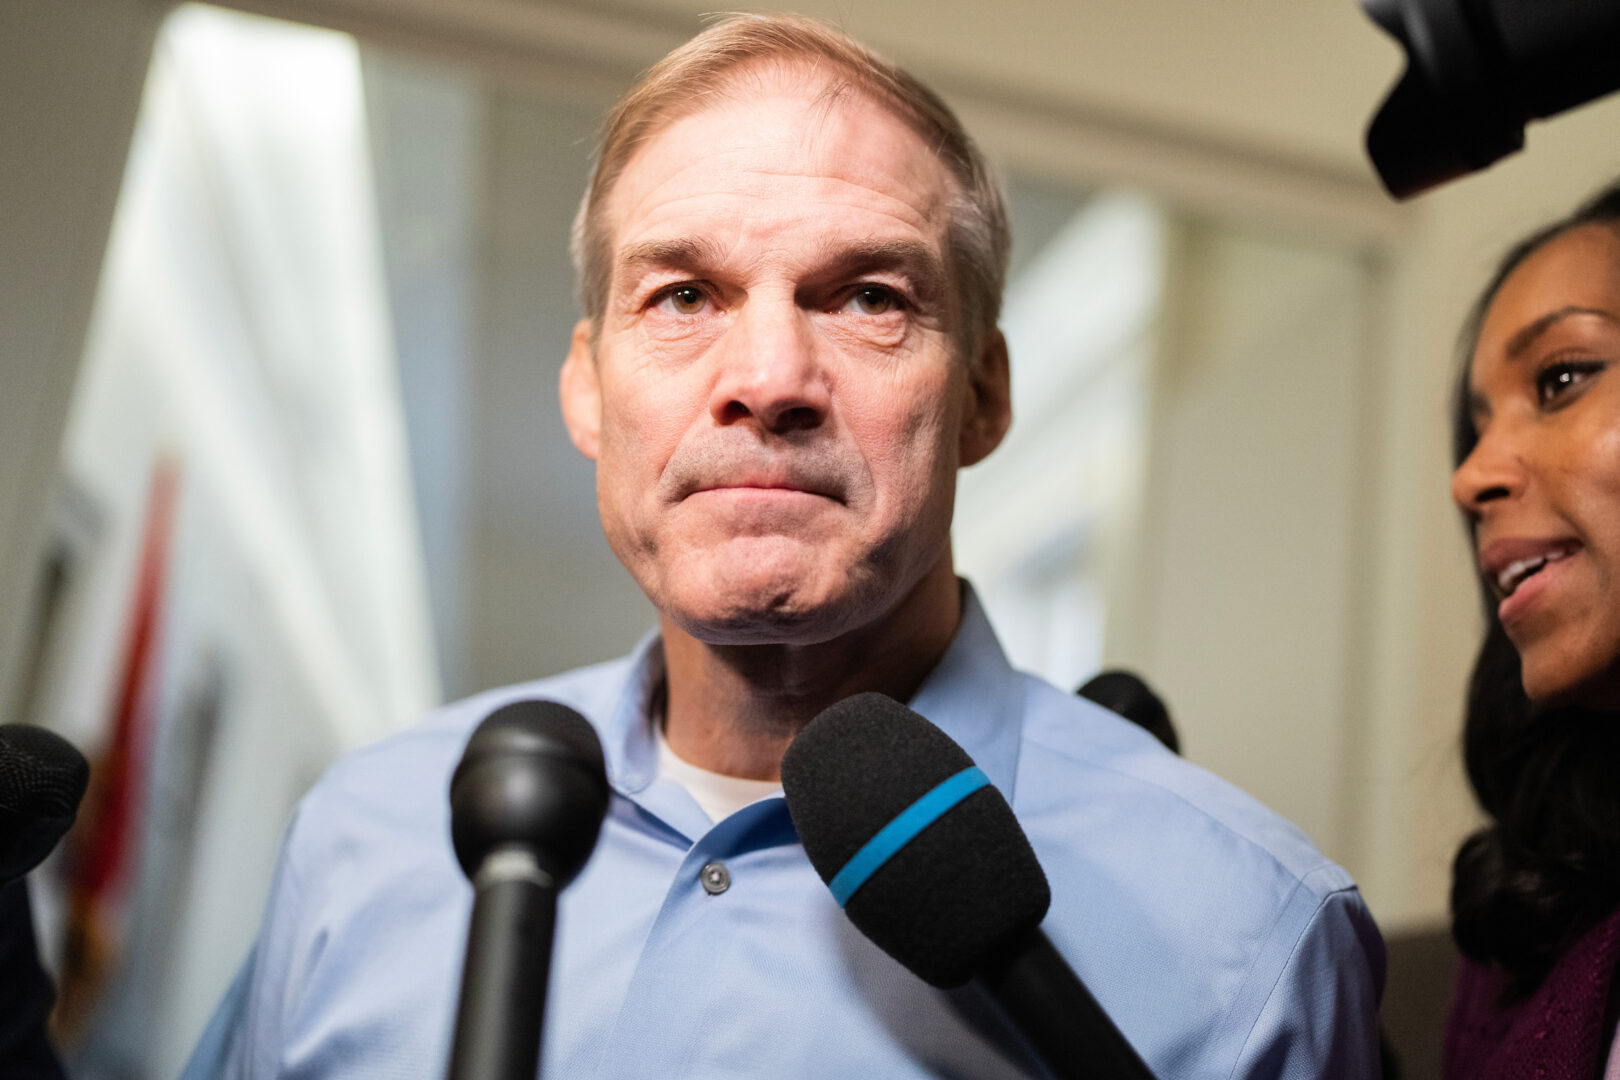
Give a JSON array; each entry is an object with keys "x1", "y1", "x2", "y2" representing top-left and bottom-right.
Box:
[{"x1": 184, "y1": 14, "x2": 1383, "y2": 1078}]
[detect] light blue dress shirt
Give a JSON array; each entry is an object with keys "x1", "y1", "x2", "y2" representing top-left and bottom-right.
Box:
[{"x1": 183, "y1": 588, "x2": 1384, "y2": 1078}]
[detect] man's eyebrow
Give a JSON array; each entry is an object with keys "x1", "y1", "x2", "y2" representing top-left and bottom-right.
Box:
[
  {"x1": 614, "y1": 236, "x2": 949, "y2": 296},
  {"x1": 813, "y1": 238, "x2": 948, "y2": 296},
  {"x1": 1505, "y1": 305, "x2": 1620, "y2": 359},
  {"x1": 617, "y1": 237, "x2": 727, "y2": 276}
]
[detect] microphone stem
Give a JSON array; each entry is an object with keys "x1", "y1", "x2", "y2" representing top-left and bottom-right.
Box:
[
  {"x1": 978, "y1": 928, "x2": 1157, "y2": 1080},
  {"x1": 448, "y1": 849, "x2": 558, "y2": 1080}
]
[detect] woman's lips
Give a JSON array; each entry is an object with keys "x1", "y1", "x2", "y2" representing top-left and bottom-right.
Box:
[
  {"x1": 1495, "y1": 545, "x2": 1580, "y2": 626},
  {"x1": 1479, "y1": 537, "x2": 1581, "y2": 595}
]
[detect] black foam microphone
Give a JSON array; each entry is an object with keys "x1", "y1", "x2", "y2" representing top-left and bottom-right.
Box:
[
  {"x1": 1, "y1": 723, "x2": 90, "y2": 887},
  {"x1": 447, "y1": 701, "x2": 609, "y2": 1080},
  {"x1": 781, "y1": 693, "x2": 1155, "y2": 1080},
  {"x1": 0, "y1": 724, "x2": 86, "y2": 1080}
]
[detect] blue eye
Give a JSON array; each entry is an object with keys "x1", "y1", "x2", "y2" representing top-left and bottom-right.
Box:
[{"x1": 1536, "y1": 359, "x2": 1605, "y2": 406}]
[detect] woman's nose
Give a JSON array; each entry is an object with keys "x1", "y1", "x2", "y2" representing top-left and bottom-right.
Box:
[{"x1": 1451, "y1": 422, "x2": 1526, "y2": 517}]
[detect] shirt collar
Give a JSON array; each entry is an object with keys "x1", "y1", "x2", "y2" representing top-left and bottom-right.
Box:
[
  {"x1": 603, "y1": 629, "x2": 666, "y2": 796},
  {"x1": 906, "y1": 583, "x2": 1027, "y2": 798},
  {"x1": 599, "y1": 580, "x2": 1027, "y2": 802}
]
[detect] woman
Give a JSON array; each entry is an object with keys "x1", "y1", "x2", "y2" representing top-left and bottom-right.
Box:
[{"x1": 1445, "y1": 181, "x2": 1620, "y2": 1079}]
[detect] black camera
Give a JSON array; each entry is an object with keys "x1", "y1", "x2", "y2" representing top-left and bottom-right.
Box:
[{"x1": 1362, "y1": 0, "x2": 1620, "y2": 199}]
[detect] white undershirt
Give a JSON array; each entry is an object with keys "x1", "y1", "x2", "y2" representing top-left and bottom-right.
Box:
[{"x1": 653, "y1": 723, "x2": 782, "y2": 824}]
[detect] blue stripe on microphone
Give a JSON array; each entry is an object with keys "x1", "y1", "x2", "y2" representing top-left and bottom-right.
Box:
[{"x1": 827, "y1": 766, "x2": 990, "y2": 907}]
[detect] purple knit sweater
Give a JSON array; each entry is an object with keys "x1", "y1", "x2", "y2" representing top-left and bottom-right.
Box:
[{"x1": 1443, "y1": 906, "x2": 1620, "y2": 1080}]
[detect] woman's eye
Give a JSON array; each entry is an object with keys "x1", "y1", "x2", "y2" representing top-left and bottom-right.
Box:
[
  {"x1": 1536, "y1": 359, "x2": 1605, "y2": 406},
  {"x1": 659, "y1": 286, "x2": 708, "y2": 315},
  {"x1": 845, "y1": 285, "x2": 900, "y2": 315}
]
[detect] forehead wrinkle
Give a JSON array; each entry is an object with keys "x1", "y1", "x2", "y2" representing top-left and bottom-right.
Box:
[
  {"x1": 611, "y1": 165, "x2": 933, "y2": 283},
  {"x1": 621, "y1": 85, "x2": 951, "y2": 213},
  {"x1": 618, "y1": 182, "x2": 943, "y2": 274},
  {"x1": 604, "y1": 76, "x2": 961, "y2": 324}
]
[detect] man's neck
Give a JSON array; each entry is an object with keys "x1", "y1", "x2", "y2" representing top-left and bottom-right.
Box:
[{"x1": 659, "y1": 559, "x2": 963, "y2": 781}]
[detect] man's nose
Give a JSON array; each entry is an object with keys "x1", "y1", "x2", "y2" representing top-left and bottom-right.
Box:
[
  {"x1": 1451, "y1": 420, "x2": 1527, "y2": 517},
  {"x1": 709, "y1": 295, "x2": 830, "y2": 433}
]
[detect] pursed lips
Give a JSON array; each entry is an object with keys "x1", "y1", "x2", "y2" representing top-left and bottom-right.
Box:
[
  {"x1": 663, "y1": 451, "x2": 851, "y2": 504},
  {"x1": 689, "y1": 477, "x2": 842, "y2": 502}
]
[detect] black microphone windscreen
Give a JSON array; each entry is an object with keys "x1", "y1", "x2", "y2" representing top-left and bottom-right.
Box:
[
  {"x1": 459, "y1": 699, "x2": 606, "y2": 776},
  {"x1": 0, "y1": 724, "x2": 90, "y2": 884},
  {"x1": 449, "y1": 700, "x2": 609, "y2": 888},
  {"x1": 781, "y1": 692, "x2": 1049, "y2": 988}
]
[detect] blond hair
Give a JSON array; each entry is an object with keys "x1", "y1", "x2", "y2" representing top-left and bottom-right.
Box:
[{"x1": 570, "y1": 12, "x2": 1009, "y2": 359}]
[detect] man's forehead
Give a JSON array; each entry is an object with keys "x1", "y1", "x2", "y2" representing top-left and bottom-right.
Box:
[
  {"x1": 600, "y1": 67, "x2": 954, "y2": 271},
  {"x1": 638, "y1": 58, "x2": 917, "y2": 157}
]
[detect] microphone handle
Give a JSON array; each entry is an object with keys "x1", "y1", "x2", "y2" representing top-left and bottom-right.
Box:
[
  {"x1": 0, "y1": 880, "x2": 68, "y2": 1079},
  {"x1": 977, "y1": 928, "x2": 1157, "y2": 1080},
  {"x1": 448, "y1": 849, "x2": 558, "y2": 1080}
]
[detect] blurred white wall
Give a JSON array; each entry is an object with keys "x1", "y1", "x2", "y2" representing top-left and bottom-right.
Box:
[
  {"x1": 1108, "y1": 219, "x2": 1374, "y2": 862},
  {"x1": 0, "y1": 0, "x2": 165, "y2": 737},
  {"x1": 27, "y1": 10, "x2": 441, "y2": 1073},
  {"x1": 957, "y1": 191, "x2": 1165, "y2": 691},
  {"x1": 363, "y1": 46, "x2": 662, "y2": 697}
]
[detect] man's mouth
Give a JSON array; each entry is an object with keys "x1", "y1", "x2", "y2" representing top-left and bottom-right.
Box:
[
  {"x1": 694, "y1": 480, "x2": 837, "y2": 500},
  {"x1": 663, "y1": 443, "x2": 852, "y2": 506}
]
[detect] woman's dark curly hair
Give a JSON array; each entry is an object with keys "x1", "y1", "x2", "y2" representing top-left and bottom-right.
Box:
[{"x1": 1449, "y1": 181, "x2": 1620, "y2": 999}]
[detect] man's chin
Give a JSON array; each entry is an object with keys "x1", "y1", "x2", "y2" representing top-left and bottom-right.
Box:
[
  {"x1": 670, "y1": 604, "x2": 849, "y2": 648},
  {"x1": 661, "y1": 580, "x2": 864, "y2": 647}
]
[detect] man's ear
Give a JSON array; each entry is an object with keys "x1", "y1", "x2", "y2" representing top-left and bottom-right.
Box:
[
  {"x1": 559, "y1": 319, "x2": 602, "y2": 460},
  {"x1": 959, "y1": 329, "x2": 1011, "y2": 468}
]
